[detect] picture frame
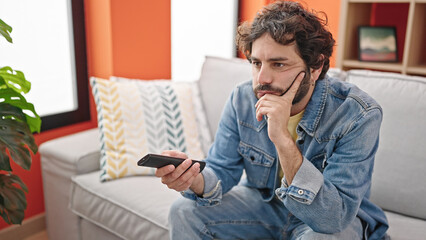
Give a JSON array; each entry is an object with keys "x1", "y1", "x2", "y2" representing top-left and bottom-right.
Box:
[{"x1": 358, "y1": 26, "x2": 398, "y2": 62}]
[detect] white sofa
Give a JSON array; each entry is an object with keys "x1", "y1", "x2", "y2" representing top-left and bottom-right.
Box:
[{"x1": 40, "y1": 56, "x2": 426, "y2": 240}]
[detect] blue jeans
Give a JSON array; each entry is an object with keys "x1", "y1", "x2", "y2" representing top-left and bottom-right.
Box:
[{"x1": 169, "y1": 186, "x2": 364, "y2": 240}]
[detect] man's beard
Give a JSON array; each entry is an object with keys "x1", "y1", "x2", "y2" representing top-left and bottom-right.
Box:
[{"x1": 253, "y1": 68, "x2": 312, "y2": 105}]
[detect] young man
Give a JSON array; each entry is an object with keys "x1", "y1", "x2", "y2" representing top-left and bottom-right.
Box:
[{"x1": 156, "y1": 1, "x2": 389, "y2": 239}]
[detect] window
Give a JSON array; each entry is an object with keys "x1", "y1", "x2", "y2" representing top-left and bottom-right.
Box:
[{"x1": 0, "y1": 0, "x2": 89, "y2": 131}]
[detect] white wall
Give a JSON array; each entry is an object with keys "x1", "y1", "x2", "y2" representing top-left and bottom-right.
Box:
[{"x1": 171, "y1": 0, "x2": 238, "y2": 82}]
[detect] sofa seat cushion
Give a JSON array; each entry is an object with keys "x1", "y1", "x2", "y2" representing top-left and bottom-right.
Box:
[
  {"x1": 385, "y1": 211, "x2": 426, "y2": 240},
  {"x1": 70, "y1": 171, "x2": 180, "y2": 240}
]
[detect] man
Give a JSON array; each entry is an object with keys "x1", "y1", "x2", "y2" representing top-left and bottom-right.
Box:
[{"x1": 156, "y1": 1, "x2": 389, "y2": 239}]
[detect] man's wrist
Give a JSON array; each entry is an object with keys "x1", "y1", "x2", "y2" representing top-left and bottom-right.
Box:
[
  {"x1": 275, "y1": 136, "x2": 303, "y2": 185},
  {"x1": 273, "y1": 131, "x2": 296, "y2": 151},
  {"x1": 189, "y1": 173, "x2": 204, "y2": 196}
]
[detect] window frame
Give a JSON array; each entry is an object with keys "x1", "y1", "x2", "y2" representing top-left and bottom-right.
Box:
[{"x1": 40, "y1": 0, "x2": 90, "y2": 131}]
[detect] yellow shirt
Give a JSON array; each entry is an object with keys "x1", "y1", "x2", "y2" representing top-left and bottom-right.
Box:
[{"x1": 279, "y1": 110, "x2": 305, "y2": 179}]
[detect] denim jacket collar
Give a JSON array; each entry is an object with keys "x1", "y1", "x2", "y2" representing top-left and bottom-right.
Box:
[
  {"x1": 249, "y1": 77, "x2": 329, "y2": 137},
  {"x1": 299, "y1": 76, "x2": 329, "y2": 137}
]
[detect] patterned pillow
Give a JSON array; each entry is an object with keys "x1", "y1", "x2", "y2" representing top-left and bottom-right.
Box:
[
  {"x1": 90, "y1": 77, "x2": 210, "y2": 181},
  {"x1": 110, "y1": 76, "x2": 212, "y2": 155}
]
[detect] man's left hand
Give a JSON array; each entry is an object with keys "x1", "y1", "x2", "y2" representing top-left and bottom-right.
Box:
[{"x1": 255, "y1": 71, "x2": 305, "y2": 144}]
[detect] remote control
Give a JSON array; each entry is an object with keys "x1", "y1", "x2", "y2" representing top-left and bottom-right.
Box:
[{"x1": 137, "y1": 154, "x2": 206, "y2": 172}]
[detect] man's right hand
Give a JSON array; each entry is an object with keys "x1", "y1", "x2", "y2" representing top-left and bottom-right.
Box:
[{"x1": 155, "y1": 150, "x2": 204, "y2": 195}]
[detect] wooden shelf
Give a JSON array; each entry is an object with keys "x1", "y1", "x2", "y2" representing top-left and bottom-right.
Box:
[
  {"x1": 348, "y1": 0, "x2": 425, "y2": 3},
  {"x1": 337, "y1": 0, "x2": 426, "y2": 76},
  {"x1": 349, "y1": 0, "x2": 410, "y2": 3},
  {"x1": 407, "y1": 66, "x2": 426, "y2": 75},
  {"x1": 342, "y1": 60, "x2": 403, "y2": 72}
]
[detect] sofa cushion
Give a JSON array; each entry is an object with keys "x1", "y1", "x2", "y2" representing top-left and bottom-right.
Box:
[
  {"x1": 111, "y1": 76, "x2": 212, "y2": 155},
  {"x1": 70, "y1": 171, "x2": 180, "y2": 240},
  {"x1": 327, "y1": 67, "x2": 347, "y2": 81},
  {"x1": 385, "y1": 211, "x2": 426, "y2": 240},
  {"x1": 90, "y1": 77, "x2": 207, "y2": 181},
  {"x1": 346, "y1": 70, "x2": 426, "y2": 219},
  {"x1": 198, "y1": 56, "x2": 252, "y2": 137}
]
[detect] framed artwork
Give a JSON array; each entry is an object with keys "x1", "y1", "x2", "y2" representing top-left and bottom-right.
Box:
[{"x1": 358, "y1": 26, "x2": 398, "y2": 62}]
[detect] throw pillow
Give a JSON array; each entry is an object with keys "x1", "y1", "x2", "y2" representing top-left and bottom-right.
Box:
[
  {"x1": 91, "y1": 77, "x2": 209, "y2": 181},
  {"x1": 110, "y1": 76, "x2": 212, "y2": 154}
]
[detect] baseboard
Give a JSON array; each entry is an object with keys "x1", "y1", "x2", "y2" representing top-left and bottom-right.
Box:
[{"x1": 0, "y1": 213, "x2": 46, "y2": 240}]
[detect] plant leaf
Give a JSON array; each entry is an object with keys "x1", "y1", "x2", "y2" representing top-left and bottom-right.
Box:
[
  {"x1": 0, "y1": 174, "x2": 27, "y2": 224},
  {"x1": 2, "y1": 174, "x2": 28, "y2": 192},
  {"x1": 0, "y1": 103, "x2": 36, "y2": 170},
  {"x1": 0, "y1": 67, "x2": 31, "y2": 94},
  {"x1": 2, "y1": 186, "x2": 26, "y2": 209},
  {"x1": 1, "y1": 207, "x2": 25, "y2": 225},
  {"x1": 0, "y1": 145, "x2": 12, "y2": 171},
  {"x1": 0, "y1": 19, "x2": 13, "y2": 43},
  {"x1": 0, "y1": 84, "x2": 41, "y2": 133}
]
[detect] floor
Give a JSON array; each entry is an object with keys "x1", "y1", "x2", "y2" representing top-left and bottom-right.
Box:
[{"x1": 24, "y1": 230, "x2": 48, "y2": 240}]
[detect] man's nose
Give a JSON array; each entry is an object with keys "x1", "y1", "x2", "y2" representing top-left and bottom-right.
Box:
[{"x1": 257, "y1": 66, "x2": 273, "y2": 85}]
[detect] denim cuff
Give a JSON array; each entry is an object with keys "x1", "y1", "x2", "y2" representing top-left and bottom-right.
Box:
[
  {"x1": 180, "y1": 167, "x2": 222, "y2": 206},
  {"x1": 275, "y1": 157, "x2": 323, "y2": 205}
]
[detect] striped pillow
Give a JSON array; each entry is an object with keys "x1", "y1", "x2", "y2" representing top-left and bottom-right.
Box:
[{"x1": 90, "y1": 77, "x2": 208, "y2": 181}]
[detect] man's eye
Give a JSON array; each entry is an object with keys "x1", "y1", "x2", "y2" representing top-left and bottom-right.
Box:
[
  {"x1": 273, "y1": 63, "x2": 285, "y2": 68},
  {"x1": 252, "y1": 62, "x2": 261, "y2": 67}
]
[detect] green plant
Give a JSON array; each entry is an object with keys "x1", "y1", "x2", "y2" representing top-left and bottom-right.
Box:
[{"x1": 0, "y1": 19, "x2": 41, "y2": 224}]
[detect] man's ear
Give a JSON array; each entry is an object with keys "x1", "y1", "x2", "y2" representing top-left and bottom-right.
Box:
[{"x1": 310, "y1": 54, "x2": 324, "y2": 82}]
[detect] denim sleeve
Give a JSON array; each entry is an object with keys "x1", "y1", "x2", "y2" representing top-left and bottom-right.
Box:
[
  {"x1": 181, "y1": 88, "x2": 244, "y2": 206},
  {"x1": 180, "y1": 167, "x2": 223, "y2": 206},
  {"x1": 275, "y1": 158, "x2": 323, "y2": 204},
  {"x1": 275, "y1": 108, "x2": 383, "y2": 234}
]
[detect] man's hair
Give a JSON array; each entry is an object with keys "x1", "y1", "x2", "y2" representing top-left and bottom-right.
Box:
[{"x1": 236, "y1": 1, "x2": 335, "y2": 80}]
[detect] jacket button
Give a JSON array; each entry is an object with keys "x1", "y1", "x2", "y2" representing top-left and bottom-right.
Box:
[
  {"x1": 298, "y1": 190, "x2": 304, "y2": 195},
  {"x1": 250, "y1": 156, "x2": 255, "y2": 161}
]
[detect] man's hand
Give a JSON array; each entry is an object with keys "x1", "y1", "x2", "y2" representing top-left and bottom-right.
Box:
[
  {"x1": 255, "y1": 71, "x2": 305, "y2": 144},
  {"x1": 155, "y1": 150, "x2": 204, "y2": 195},
  {"x1": 255, "y1": 72, "x2": 305, "y2": 185}
]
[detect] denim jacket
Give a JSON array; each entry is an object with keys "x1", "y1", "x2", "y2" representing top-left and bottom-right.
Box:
[{"x1": 183, "y1": 75, "x2": 389, "y2": 239}]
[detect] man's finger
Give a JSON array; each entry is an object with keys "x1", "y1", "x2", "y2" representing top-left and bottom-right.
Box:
[
  {"x1": 158, "y1": 159, "x2": 192, "y2": 185},
  {"x1": 285, "y1": 71, "x2": 306, "y2": 99},
  {"x1": 170, "y1": 159, "x2": 193, "y2": 180},
  {"x1": 155, "y1": 164, "x2": 175, "y2": 177},
  {"x1": 173, "y1": 163, "x2": 200, "y2": 190},
  {"x1": 162, "y1": 150, "x2": 188, "y2": 159}
]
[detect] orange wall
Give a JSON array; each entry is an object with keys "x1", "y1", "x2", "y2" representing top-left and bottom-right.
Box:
[
  {"x1": 110, "y1": 1, "x2": 171, "y2": 79},
  {"x1": 85, "y1": 0, "x2": 113, "y2": 79},
  {"x1": 238, "y1": 0, "x2": 269, "y2": 23}
]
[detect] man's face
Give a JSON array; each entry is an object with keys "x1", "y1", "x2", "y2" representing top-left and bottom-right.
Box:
[{"x1": 251, "y1": 33, "x2": 312, "y2": 104}]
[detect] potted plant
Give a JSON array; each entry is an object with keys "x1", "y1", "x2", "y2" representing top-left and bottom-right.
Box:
[{"x1": 0, "y1": 18, "x2": 41, "y2": 224}]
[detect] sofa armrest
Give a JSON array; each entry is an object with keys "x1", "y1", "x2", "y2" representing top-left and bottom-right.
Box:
[
  {"x1": 40, "y1": 128, "x2": 101, "y2": 176},
  {"x1": 39, "y1": 128, "x2": 101, "y2": 240}
]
